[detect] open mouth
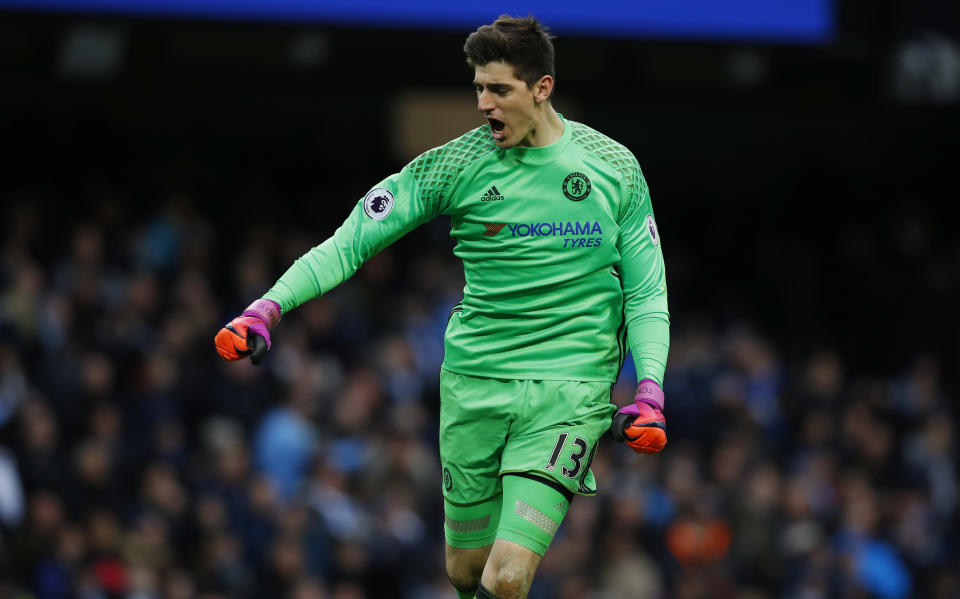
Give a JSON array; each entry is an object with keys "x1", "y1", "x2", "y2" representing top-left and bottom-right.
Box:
[{"x1": 488, "y1": 117, "x2": 506, "y2": 140}]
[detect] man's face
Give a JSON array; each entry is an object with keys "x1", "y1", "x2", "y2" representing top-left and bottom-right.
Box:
[{"x1": 473, "y1": 61, "x2": 538, "y2": 148}]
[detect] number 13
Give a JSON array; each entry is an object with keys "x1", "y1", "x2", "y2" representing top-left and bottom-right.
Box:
[{"x1": 545, "y1": 433, "x2": 588, "y2": 479}]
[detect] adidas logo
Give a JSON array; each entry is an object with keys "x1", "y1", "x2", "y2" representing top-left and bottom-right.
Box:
[{"x1": 481, "y1": 186, "x2": 505, "y2": 202}]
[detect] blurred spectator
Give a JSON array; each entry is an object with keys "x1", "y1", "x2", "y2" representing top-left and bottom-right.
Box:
[
  {"x1": 0, "y1": 187, "x2": 956, "y2": 599},
  {"x1": 254, "y1": 393, "x2": 319, "y2": 505},
  {"x1": 0, "y1": 447, "x2": 24, "y2": 528}
]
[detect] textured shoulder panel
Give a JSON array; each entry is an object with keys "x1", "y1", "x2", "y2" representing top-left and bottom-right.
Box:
[
  {"x1": 406, "y1": 125, "x2": 498, "y2": 209},
  {"x1": 570, "y1": 121, "x2": 648, "y2": 220}
]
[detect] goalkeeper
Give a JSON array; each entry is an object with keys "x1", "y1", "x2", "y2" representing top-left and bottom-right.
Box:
[{"x1": 215, "y1": 15, "x2": 668, "y2": 599}]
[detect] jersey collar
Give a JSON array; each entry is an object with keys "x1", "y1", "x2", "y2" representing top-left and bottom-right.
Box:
[{"x1": 505, "y1": 114, "x2": 571, "y2": 166}]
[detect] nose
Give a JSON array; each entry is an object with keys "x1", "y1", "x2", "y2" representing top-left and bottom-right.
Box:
[{"x1": 477, "y1": 89, "x2": 494, "y2": 113}]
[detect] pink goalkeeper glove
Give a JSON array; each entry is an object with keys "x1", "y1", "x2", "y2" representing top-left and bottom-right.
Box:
[
  {"x1": 611, "y1": 379, "x2": 667, "y2": 454},
  {"x1": 214, "y1": 299, "x2": 281, "y2": 365}
]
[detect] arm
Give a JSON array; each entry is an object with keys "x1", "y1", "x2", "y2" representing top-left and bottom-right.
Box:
[
  {"x1": 215, "y1": 127, "x2": 493, "y2": 364},
  {"x1": 214, "y1": 167, "x2": 438, "y2": 364},
  {"x1": 262, "y1": 167, "x2": 438, "y2": 313},
  {"x1": 616, "y1": 171, "x2": 669, "y2": 387},
  {"x1": 612, "y1": 163, "x2": 670, "y2": 453}
]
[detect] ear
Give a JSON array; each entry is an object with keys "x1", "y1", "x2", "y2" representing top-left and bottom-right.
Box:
[{"x1": 533, "y1": 75, "x2": 554, "y2": 103}]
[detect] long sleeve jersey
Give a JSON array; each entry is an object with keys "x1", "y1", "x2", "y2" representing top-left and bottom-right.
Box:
[{"x1": 264, "y1": 116, "x2": 669, "y2": 384}]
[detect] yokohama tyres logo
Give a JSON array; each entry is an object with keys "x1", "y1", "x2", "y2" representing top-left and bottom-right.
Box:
[{"x1": 481, "y1": 220, "x2": 604, "y2": 248}]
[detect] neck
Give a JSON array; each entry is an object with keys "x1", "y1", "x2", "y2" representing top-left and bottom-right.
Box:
[{"x1": 523, "y1": 104, "x2": 564, "y2": 147}]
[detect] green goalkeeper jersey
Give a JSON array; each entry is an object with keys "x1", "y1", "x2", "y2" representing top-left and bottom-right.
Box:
[{"x1": 264, "y1": 116, "x2": 669, "y2": 384}]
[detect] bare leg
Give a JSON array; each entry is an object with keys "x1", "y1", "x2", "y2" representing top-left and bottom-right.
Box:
[
  {"x1": 479, "y1": 538, "x2": 543, "y2": 599},
  {"x1": 446, "y1": 543, "x2": 493, "y2": 597}
]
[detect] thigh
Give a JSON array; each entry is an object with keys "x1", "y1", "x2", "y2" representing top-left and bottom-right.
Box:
[
  {"x1": 501, "y1": 379, "x2": 615, "y2": 497},
  {"x1": 445, "y1": 543, "x2": 493, "y2": 581},
  {"x1": 479, "y1": 474, "x2": 568, "y2": 596},
  {"x1": 439, "y1": 369, "x2": 519, "y2": 505},
  {"x1": 495, "y1": 473, "x2": 571, "y2": 557},
  {"x1": 444, "y1": 490, "x2": 502, "y2": 550}
]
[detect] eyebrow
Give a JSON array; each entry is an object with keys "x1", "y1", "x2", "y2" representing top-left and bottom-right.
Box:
[{"x1": 473, "y1": 81, "x2": 513, "y2": 91}]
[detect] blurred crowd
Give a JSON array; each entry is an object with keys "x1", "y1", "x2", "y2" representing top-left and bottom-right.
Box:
[{"x1": 0, "y1": 192, "x2": 957, "y2": 599}]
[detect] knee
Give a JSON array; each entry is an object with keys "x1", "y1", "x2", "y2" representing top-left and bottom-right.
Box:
[
  {"x1": 485, "y1": 559, "x2": 535, "y2": 598},
  {"x1": 446, "y1": 546, "x2": 486, "y2": 591},
  {"x1": 447, "y1": 570, "x2": 480, "y2": 594}
]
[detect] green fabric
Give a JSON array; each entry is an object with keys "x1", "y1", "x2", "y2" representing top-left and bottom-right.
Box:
[
  {"x1": 454, "y1": 589, "x2": 476, "y2": 599},
  {"x1": 439, "y1": 369, "x2": 615, "y2": 501},
  {"x1": 443, "y1": 493, "x2": 501, "y2": 550},
  {"x1": 496, "y1": 474, "x2": 571, "y2": 557},
  {"x1": 263, "y1": 116, "x2": 669, "y2": 384},
  {"x1": 441, "y1": 474, "x2": 573, "y2": 557}
]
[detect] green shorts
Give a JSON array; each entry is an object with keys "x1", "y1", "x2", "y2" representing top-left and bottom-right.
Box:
[{"x1": 439, "y1": 368, "x2": 615, "y2": 552}]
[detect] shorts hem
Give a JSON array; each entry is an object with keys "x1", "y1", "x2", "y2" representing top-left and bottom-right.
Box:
[
  {"x1": 440, "y1": 365, "x2": 615, "y2": 384},
  {"x1": 496, "y1": 528, "x2": 550, "y2": 557},
  {"x1": 445, "y1": 534, "x2": 498, "y2": 550},
  {"x1": 499, "y1": 469, "x2": 597, "y2": 497},
  {"x1": 443, "y1": 492, "x2": 503, "y2": 507}
]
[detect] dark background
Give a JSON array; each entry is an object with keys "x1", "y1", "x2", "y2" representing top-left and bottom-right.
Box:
[
  {"x1": 2, "y1": 2, "x2": 958, "y2": 377},
  {"x1": 1, "y1": 2, "x2": 958, "y2": 598}
]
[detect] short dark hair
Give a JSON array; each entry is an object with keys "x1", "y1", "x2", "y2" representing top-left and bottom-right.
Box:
[{"x1": 463, "y1": 15, "x2": 556, "y2": 88}]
